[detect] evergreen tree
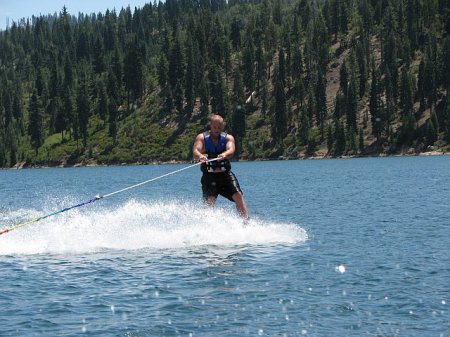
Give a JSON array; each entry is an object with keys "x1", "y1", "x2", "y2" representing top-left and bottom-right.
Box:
[
  {"x1": 355, "y1": 41, "x2": 368, "y2": 97},
  {"x1": 399, "y1": 68, "x2": 415, "y2": 117},
  {"x1": 417, "y1": 57, "x2": 426, "y2": 110},
  {"x1": 299, "y1": 104, "x2": 310, "y2": 145},
  {"x1": 231, "y1": 68, "x2": 246, "y2": 146},
  {"x1": 123, "y1": 33, "x2": 143, "y2": 105},
  {"x1": 0, "y1": 136, "x2": 5, "y2": 167},
  {"x1": 111, "y1": 47, "x2": 123, "y2": 100},
  {"x1": 326, "y1": 123, "x2": 334, "y2": 154},
  {"x1": 230, "y1": 17, "x2": 241, "y2": 50},
  {"x1": 108, "y1": 98, "x2": 118, "y2": 144},
  {"x1": 273, "y1": 0, "x2": 282, "y2": 25},
  {"x1": 255, "y1": 40, "x2": 266, "y2": 90},
  {"x1": 334, "y1": 119, "x2": 346, "y2": 156},
  {"x1": 397, "y1": 113, "x2": 416, "y2": 147},
  {"x1": 76, "y1": 79, "x2": 90, "y2": 148},
  {"x1": 174, "y1": 82, "x2": 184, "y2": 113},
  {"x1": 97, "y1": 79, "x2": 109, "y2": 122},
  {"x1": 28, "y1": 90, "x2": 44, "y2": 156},
  {"x1": 168, "y1": 34, "x2": 184, "y2": 91},
  {"x1": 441, "y1": 37, "x2": 450, "y2": 96},
  {"x1": 53, "y1": 107, "x2": 65, "y2": 142},
  {"x1": 445, "y1": 101, "x2": 450, "y2": 142},
  {"x1": 370, "y1": 63, "x2": 382, "y2": 139},
  {"x1": 340, "y1": 61, "x2": 349, "y2": 97},
  {"x1": 277, "y1": 48, "x2": 286, "y2": 87},
  {"x1": 272, "y1": 70, "x2": 287, "y2": 142},
  {"x1": 93, "y1": 36, "x2": 105, "y2": 74},
  {"x1": 158, "y1": 55, "x2": 169, "y2": 89},
  {"x1": 199, "y1": 74, "x2": 209, "y2": 124},
  {"x1": 425, "y1": 113, "x2": 438, "y2": 145},
  {"x1": 316, "y1": 73, "x2": 327, "y2": 139},
  {"x1": 347, "y1": 127, "x2": 357, "y2": 153},
  {"x1": 184, "y1": 37, "x2": 195, "y2": 113},
  {"x1": 242, "y1": 37, "x2": 255, "y2": 91},
  {"x1": 346, "y1": 79, "x2": 358, "y2": 131},
  {"x1": 12, "y1": 91, "x2": 24, "y2": 133},
  {"x1": 358, "y1": 128, "x2": 364, "y2": 154}
]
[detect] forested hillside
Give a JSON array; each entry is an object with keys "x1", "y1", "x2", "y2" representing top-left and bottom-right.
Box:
[{"x1": 1, "y1": 0, "x2": 450, "y2": 168}]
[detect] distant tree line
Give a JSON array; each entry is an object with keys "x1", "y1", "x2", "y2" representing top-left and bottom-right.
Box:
[{"x1": 1, "y1": 0, "x2": 450, "y2": 167}]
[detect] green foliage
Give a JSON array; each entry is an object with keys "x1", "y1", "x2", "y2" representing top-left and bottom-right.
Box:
[
  {"x1": 28, "y1": 90, "x2": 44, "y2": 155},
  {"x1": 1, "y1": 0, "x2": 450, "y2": 168}
]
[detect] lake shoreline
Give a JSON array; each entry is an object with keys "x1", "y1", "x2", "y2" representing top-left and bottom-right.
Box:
[{"x1": 3, "y1": 149, "x2": 449, "y2": 170}]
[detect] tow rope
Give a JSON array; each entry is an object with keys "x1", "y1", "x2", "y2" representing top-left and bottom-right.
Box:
[{"x1": 0, "y1": 158, "x2": 218, "y2": 236}]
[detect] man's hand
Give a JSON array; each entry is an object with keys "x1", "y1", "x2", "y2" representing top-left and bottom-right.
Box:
[
  {"x1": 217, "y1": 153, "x2": 227, "y2": 160},
  {"x1": 198, "y1": 154, "x2": 208, "y2": 163}
]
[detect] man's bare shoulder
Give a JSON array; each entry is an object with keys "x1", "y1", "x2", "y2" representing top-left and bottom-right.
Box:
[
  {"x1": 195, "y1": 133, "x2": 205, "y2": 141},
  {"x1": 226, "y1": 133, "x2": 235, "y2": 142}
]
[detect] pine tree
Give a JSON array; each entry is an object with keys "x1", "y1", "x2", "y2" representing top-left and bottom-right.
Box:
[
  {"x1": 168, "y1": 34, "x2": 184, "y2": 91},
  {"x1": 199, "y1": 75, "x2": 209, "y2": 124},
  {"x1": 231, "y1": 68, "x2": 246, "y2": 146},
  {"x1": 184, "y1": 37, "x2": 195, "y2": 113},
  {"x1": 347, "y1": 80, "x2": 358, "y2": 131},
  {"x1": 316, "y1": 73, "x2": 327, "y2": 140},
  {"x1": 123, "y1": 33, "x2": 143, "y2": 106},
  {"x1": 441, "y1": 37, "x2": 450, "y2": 96},
  {"x1": 12, "y1": 91, "x2": 24, "y2": 133},
  {"x1": 340, "y1": 61, "x2": 349, "y2": 97},
  {"x1": 28, "y1": 90, "x2": 44, "y2": 156},
  {"x1": 0, "y1": 136, "x2": 5, "y2": 167},
  {"x1": 108, "y1": 98, "x2": 118, "y2": 144},
  {"x1": 97, "y1": 79, "x2": 109, "y2": 122},
  {"x1": 334, "y1": 119, "x2": 346, "y2": 156},
  {"x1": 174, "y1": 82, "x2": 184, "y2": 113},
  {"x1": 445, "y1": 101, "x2": 450, "y2": 142},
  {"x1": 273, "y1": 0, "x2": 282, "y2": 25},
  {"x1": 426, "y1": 114, "x2": 438, "y2": 145},
  {"x1": 358, "y1": 128, "x2": 364, "y2": 154},
  {"x1": 158, "y1": 55, "x2": 169, "y2": 89},
  {"x1": 93, "y1": 36, "x2": 105, "y2": 74},
  {"x1": 356, "y1": 41, "x2": 368, "y2": 97},
  {"x1": 273, "y1": 70, "x2": 287, "y2": 142},
  {"x1": 230, "y1": 17, "x2": 241, "y2": 50},
  {"x1": 326, "y1": 123, "x2": 334, "y2": 154},
  {"x1": 76, "y1": 79, "x2": 90, "y2": 148},
  {"x1": 255, "y1": 41, "x2": 266, "y2": 90},
  {"x1": 370, "y1": 63, "x2": 382, "y2": 139},
  {"x1": 399, "y1": 68, "x2": 415, "y2": 117},
  {"x1": 242, "y1": 38, "x2": 255, "y2": 91},
  {"x1": 299, "y1": 104, "x2": 310, "y2": 145},
  {"x1": 210, "y1": 65, "x2": 228, "y2": 118}
]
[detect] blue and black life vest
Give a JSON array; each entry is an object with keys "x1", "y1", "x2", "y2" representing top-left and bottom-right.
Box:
[{"x1": 201, "y1": 131, "x2": 232, "y2": 173}]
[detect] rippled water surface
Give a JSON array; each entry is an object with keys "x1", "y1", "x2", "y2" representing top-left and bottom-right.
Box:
[{"x1": 1, "y1": 156, "x2": 449, "y2": 336}]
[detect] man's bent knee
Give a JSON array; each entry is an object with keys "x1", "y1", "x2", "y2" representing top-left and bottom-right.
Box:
[{"x1": 204, "y1": 196, "x2": 217, "y2": 206}]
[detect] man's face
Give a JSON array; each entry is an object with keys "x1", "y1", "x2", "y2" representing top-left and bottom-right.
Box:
[{"x1": 210, "y1": 120, "x2": 223, "y2": 137}]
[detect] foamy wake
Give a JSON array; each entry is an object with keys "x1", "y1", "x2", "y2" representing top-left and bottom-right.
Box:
[{"x1": 0, "y1": 200, "x2": 307, "y2": 255}]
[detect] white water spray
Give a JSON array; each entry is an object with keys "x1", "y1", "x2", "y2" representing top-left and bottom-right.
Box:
[{"x1": 0, "y1": 200, "x2": 307, "y2": 255}]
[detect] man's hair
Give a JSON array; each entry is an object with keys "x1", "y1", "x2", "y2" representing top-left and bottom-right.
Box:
[{"x1": 207, "y1": 114, "x2": 226, "y2": 129}]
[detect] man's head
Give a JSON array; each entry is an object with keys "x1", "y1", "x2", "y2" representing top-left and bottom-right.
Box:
[{"x1": 208, "y1": 114, "x2": 225, "y2": 136}]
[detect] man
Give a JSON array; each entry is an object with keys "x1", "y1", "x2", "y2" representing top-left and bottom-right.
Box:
[{"x1": 192, "y1": 114, "x2": 249, "y2": 220}]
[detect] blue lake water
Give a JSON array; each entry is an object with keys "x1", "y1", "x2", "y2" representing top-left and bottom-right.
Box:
[{"x1": 1, "y1": 156, "x2": 449, "y2": 336}]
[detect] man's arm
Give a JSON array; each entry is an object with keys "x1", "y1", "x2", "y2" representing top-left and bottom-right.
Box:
[
  {"x1": 218, "y1": 134, "x2": 236, "y2": 160},
  {"x1": 193, "y1": 134, "x2": 207, "y2": 162}
]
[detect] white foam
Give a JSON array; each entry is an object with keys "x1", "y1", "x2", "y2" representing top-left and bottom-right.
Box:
[{"x1": 0, "y1": 200, "x2": 307, "y2": 255}]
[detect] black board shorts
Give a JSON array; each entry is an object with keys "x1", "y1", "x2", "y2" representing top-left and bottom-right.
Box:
[{"x1": 201, "y1": 171, "x2": 243, "y2": 202}]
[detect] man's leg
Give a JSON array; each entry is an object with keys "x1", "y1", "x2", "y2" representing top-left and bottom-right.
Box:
[
  {"x1": 205, "y1": 196, "x2": 217, "y2": 206},
  {"x1": 232, "y1": 192, "x2": 249, "y2": 219}
]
